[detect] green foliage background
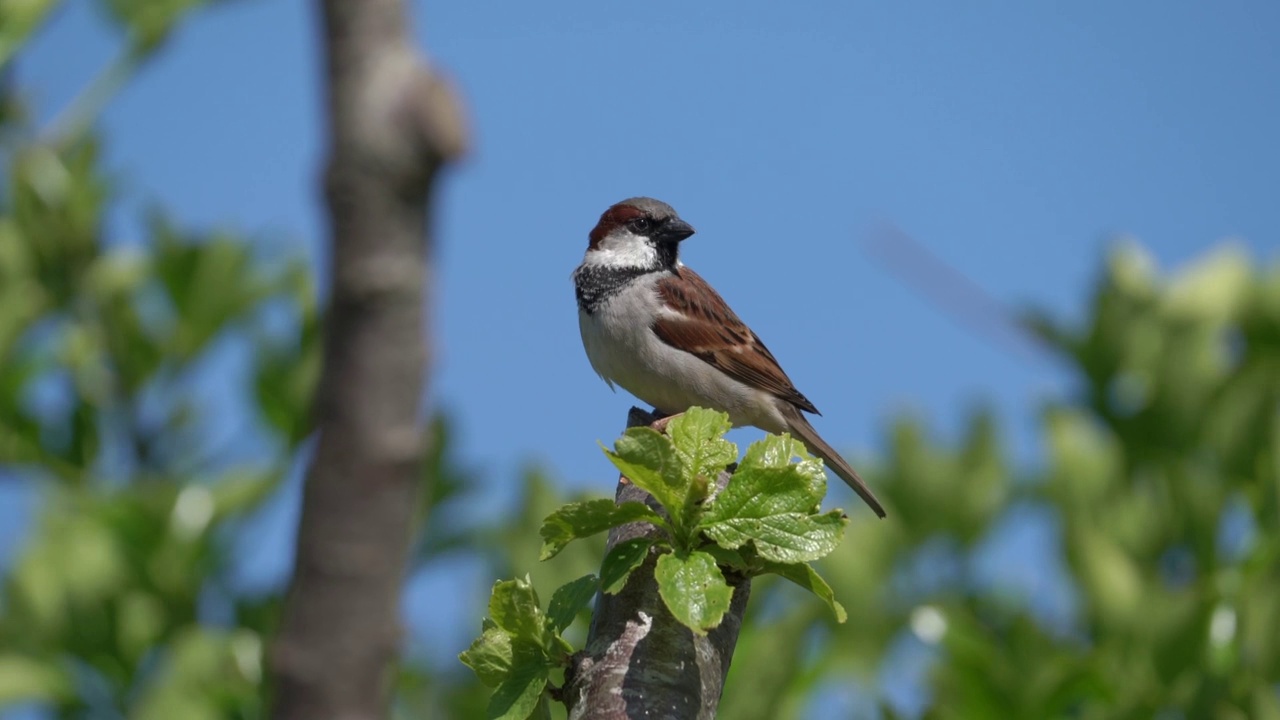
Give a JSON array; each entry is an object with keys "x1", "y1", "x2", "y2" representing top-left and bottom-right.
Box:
[{"x1": 1, "y1": 3, "x2": 1277, "y2": 718}]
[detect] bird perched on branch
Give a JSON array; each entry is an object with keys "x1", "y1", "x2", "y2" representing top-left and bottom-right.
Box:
[{"x1": 572, "y1": 197, "x2": 886, "y2": 518}]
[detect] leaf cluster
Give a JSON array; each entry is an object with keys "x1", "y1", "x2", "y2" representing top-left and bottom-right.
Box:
[
  {"x1": 0, "y1": 15, "x2": 319, "y2": 715},
  {"x1": 462, "y1": 408, "x2": 851, "y2": 717},
  {"x1": 556, "y1": 409, "x2": 847, "y2": 631},
  {"x1": 458, "y1": 575, "x2": 596, "y2": 720}
]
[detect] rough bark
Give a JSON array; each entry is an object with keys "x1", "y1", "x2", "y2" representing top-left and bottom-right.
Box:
[
  {"x1": 563, "y1": 408, "x2": 751, "y2": 720},
  {"x1": 268, "y1": 1, "x2": 466, "y2": 718}
]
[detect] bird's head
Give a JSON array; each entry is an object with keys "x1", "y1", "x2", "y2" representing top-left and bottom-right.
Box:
[{"x1": 583, "y1": 197, "x2": 696, "y2": 271}]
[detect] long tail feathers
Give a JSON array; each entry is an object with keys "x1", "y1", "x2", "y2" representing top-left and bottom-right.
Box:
[{"x1": 782, "y1": 407, "x2": 887, "y2": 519}]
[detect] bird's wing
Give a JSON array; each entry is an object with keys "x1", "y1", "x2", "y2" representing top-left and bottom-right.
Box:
[{"x1": 651, "y1": 267, "x2": 819, "y2": 415}]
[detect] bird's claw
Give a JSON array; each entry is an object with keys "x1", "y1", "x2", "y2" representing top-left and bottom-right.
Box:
[{"x1": 649, "y1": 411, "x2": 684, "y2": 435}]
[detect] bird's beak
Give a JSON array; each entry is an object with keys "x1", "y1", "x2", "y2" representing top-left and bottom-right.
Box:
[{"x1": 659, "y1": 218, "x2": 695, "y2": 243}]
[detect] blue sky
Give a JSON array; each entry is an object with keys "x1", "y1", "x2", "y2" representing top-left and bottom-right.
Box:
[
  {"x1": 19, "y1": 0, "x2": 1280, "y2": 487},
  {"x1": 4, "y1": 0, "x2": 1279, "y2": 712}
]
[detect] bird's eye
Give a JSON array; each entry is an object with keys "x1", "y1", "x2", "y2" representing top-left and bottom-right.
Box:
[{"x1": 629, "y1": 217, "x2": 653, "y2": 233}]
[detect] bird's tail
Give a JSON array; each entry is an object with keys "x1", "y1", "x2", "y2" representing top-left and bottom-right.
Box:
[{"x1": 781, "y1": 406, "x2": 887, "y2": 518}]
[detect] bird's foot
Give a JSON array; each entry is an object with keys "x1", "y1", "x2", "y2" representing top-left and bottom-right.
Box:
[{"x1": 650, "y1": 411, "x2": 684, "y2": 435}]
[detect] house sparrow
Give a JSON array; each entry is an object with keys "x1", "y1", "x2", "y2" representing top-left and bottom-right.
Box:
[{"x1": 573, "y1": 197, "x2": 886, "y2": 518}]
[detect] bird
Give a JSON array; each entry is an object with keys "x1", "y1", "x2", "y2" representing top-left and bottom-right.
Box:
[{"x1": 572, "y1": 197, "x2": 886, "y2": 518}]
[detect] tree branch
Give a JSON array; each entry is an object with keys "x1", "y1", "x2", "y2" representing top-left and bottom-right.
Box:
[
  {"x1": 268, "y1": 1, "x2": 466, "y2": 718},
  {"x1": 563, "y1": 408, "x2": 751, "y2": 720},
  {"x1": 863, "y1": 222, "x2": 1050, "y2": 363}
]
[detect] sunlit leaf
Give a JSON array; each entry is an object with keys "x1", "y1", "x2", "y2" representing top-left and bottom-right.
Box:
[
  {"x1": 539, "y1": 499, "x2": 664, "y2": 560},
  {"x1": 654, "y1": 550, "x2": 733, "y2": 635}
]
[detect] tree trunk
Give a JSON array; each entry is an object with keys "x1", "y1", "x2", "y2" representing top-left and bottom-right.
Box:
[{"x1": 268, "y1": 1, "x2": 466, "y2": 718}]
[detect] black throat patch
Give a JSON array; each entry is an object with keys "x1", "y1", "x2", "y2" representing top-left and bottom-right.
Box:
[
  {"x1": 573, "y1": 264, "x2": 655, "y2": 314},
  {"x1": 573, "y1": 241, "x2": 679, "y2": 314}
]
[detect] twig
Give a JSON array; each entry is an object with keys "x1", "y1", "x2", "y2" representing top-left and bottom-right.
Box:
[
  {"x1": 863, "y1": 222, "x2": 1051, "y2": 363},
  {"x1": 43, "y1": 49, "x2": 142, "y2": 145}
]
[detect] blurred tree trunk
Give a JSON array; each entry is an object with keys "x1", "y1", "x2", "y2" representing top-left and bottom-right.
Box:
[{"x1": 268, "y1": 1, "x2": 465, "y2": 719}]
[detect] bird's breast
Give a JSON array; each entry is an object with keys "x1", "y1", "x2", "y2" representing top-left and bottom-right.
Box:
[{"x1": 576, "y1": 279, "x2": 780, "y2": 427}]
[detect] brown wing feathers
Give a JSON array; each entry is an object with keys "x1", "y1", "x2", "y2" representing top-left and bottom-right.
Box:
[{"x1": 652, "y1": 268, "x2": 820, "y2": 415}]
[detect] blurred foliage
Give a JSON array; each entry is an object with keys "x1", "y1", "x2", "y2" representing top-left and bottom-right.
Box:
[
  {"x1": 0, "y1": 31, "x2": 318, "y2": 717},
  {"x1": 3, "y1": 4, "x2": 1279, "y2": 720},
  {"x1": 713, "y1": 240, "x2": 1280, "y2": 720}
]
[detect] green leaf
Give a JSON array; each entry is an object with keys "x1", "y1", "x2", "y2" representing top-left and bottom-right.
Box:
[
  {"x1": 0, "y1": 654, "x2": 73, "y2": 704},
  {"x1": 103, "y1": 0, "x2": 207, "y2": 54},
  {"x1": 539, "y1": 499, "x2": 665, "y2": 560},
  {"x1": 117, "y1": 591, "x2": 167, "y2": 662},
  {"x1": 603, "y1": 429, "x2": 688, "y2": 517},
  {"x1": 655, "y1": 551, "x2": 734, "y2": 635},
  {"x1": 699, "y1": 434, "x2": 847, "y2": 563},
  {"x1": 1072, "y1": 529, "x2": 1142, "y2": 626},
  {"x1": 530, "y1": 695, "x2": 553, "y2": 720},
  {"x1": 253, "y1": 301, "x2": 319, "y2": 448},
  {"x1": 546, "y1": 574, "x2": 598, "y2": 634},
  {"x1": 600, "y1": 538, "x2": 654, "y2": 594},
  {"x1": 0, "y1": 0, "x2": 63, "y2": 67},
  {"x1": 707, "y1": 434, "x2": 827, "y2": 518},
  {"x1": 759, "y1": 561, "x2": 847, "y2": 623},
  {"x1": 703, "y1": 509, "x2": 847, "y2": 564},
  {"x1": 130, "y1": 628, "x2": 260, "y2": 720},
  {"x1": 153, "y1": 222, "x2": 275, "y2": 360},
  {"x1": 96, "y1": 290, "x2": 164, "y2": 393},
  {"x1": 83, "y1": 248, "x2": 150, "y2": 300},
  {"x1": 459, "y1": 624, "x2": 513, "y2": 688},
  {"x1": 699, "y1": 544, "x2": 748, "y2": 571},
  {"x1": 487, "y1": 640, "x2": 549, "y2": 720},
  {"x1": 1163, "y1": 243, "x2": 1251, "y2": 322},
  {"x1": 668, "y1": 407, "x2": 737, "y2": 481},
  {"x1": 210, "y1": 468, "x2": 280, "y2": 520},
  {"x1": 12, "y1": 511, "x2": 129, "y2": 628},
  {"x1": 488, "y1": 577, "x2": 543, "y2": 643}
]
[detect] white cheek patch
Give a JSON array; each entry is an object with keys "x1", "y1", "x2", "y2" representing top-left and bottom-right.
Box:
[{"x1": 582, "y1": 231, "x2": 658, "y2": 269}]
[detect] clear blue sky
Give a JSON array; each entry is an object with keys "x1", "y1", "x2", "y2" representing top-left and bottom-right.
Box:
[
  {"x1": 5, "y1": 0, "x2": 1280, "y2": 712},
  {"x1": 20, "y1": 0, "x2": 1280, "y2": 486}
]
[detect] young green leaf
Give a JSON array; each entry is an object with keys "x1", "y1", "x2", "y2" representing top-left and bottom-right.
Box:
[
  {"x1": 600, "y1": 538, "x2": 654, "y2": 594},
  {"x1": 488, "y1": 577, "x2": 544, "y2": 643},
  {"x1": 705, "y1": 434, "x2": 827, "y2": 518},
  {"x1": 0, "y1": 653, "x2": 72, "y2": 705},
  {"x1": 759, "y1": 561, "x2": 848, "y2": 623},
  {"x1": 459, "y1": 623, "x2": 514, "y2": 688},
  {"x1": 546, "y1": 574, "x2": 598, "y2": 634},
  {"x1": 540, "y1": 499, "x2": 666, "y2": 560},
  {"x1": 699, "y1": 544, "x2": 748, "y2": 572},
  {"x1": 654, "y1": 551, "x2": 734, "y2": 635},
  {"x1": 699, "y1": 434, "x2": 848, "y2": 563},
  {"x1": 702, "y1": 509, "x2": 847, "y2": 564},
  {"x1": 530, "y1": 696, "x2": 552, "y2": 720},
  {"x1": 667, "y1": 408, "x2": 737, "y2": 481},
  {"x1": 486, "y1": 640, "x2": 550, "y2": 720},
  {"x1": 603, "y1": 428, "x2": 687, "y2": 515}
]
